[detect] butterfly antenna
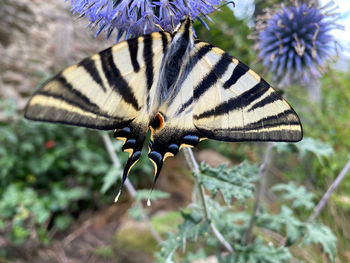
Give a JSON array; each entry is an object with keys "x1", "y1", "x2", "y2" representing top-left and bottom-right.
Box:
[
  {"x1": 170, "y1": 15, "x2": 175, "y2": 32},
  {"x1": 152, "y1": 21, "x2": 165, "y2": 31}
]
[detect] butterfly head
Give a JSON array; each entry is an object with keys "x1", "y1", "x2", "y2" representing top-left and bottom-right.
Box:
[{"x1": 175, "y1": 16, "x2": 193, "y2": 34}]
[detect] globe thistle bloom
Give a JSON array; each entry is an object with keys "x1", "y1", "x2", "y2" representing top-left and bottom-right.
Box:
[
  {"x1": 254, "y1": 1, "x2": 340, "y2": 82},
  {"x1": 68, "y1": 0, "x2": 225, "y2": 40}
]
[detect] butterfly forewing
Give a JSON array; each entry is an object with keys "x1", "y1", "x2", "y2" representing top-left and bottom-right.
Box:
[
  {"x1": 25, "y1": 32, "x2": 173, "y2": 130},
  {"x1": 192, "y1": 41, "x2": 302, "y2": 142}
]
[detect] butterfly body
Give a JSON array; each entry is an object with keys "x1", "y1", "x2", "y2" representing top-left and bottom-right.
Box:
[{"x1": 25, "y1": 17, "x2": 302, "y2": 190}]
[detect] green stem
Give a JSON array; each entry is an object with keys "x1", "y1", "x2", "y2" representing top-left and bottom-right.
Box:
[
  {"x1": 243, "y1": 142, "x2": 273, "y2": 245},
  {"x1": 307, "y1": 157, "x2": 350, "y2": 223},
  {"x1": 183, "y1": 147, "x2": 234, "y2": 253}
]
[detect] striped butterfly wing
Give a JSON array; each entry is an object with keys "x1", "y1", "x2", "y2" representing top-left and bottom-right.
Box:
[
  {"x1": 25, "y1": 32, "x2": 172, "y2": 130},
  {"x1": 192, "y1": 41, "x2": 303, "y2": 142},
  {"x1": 25, "y1": 32, "x2": 173, "y2": 193}
]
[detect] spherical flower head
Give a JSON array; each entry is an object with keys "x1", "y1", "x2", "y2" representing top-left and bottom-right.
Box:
[
  {"x1": 255, "y1": 1, "x2": 340, "y2": 83},
  {"x1": 68, "y1": 0, "x2": 226, "y2": 40}
]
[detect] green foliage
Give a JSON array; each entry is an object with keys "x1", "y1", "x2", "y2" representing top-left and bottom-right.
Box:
[
  {"x1": 272, "y1": 182, "x2": 315, "y2": 210},
  {"x1": 101, "y1": 166, "x2": 123, "y2": 193},
  {"x1": 220, "y1": 239, "x2": 292, "y2": 263},
  {"x1": 194, "y1": 6, "x2": 256, "y2": 67},
  {"x1": 257, "y1": 205, "x2": 304, "y2": 246},
  {"x1": 0, "y1": 116, "x2": 150, "y2": 246},
  {"x1": 275, "y1": 137, "x2": 334, "y2": 165},
  {"x1": 302, "y1": 223, "x2": 337, "y2": 262},
  {"x1": 128, "y1": 190, "x2": 170, "y2": 221},
  {"x1": 155, "y1": 160, "x2": 337, "y2": 262},
  {"x1": 0, "y1": 183, "x2": 87, "y2": 244},
  {"x1": 296, "y1": 138, "x2": 334, "y2": 165},
  {"x1": 196, "y1": 161, "x2": 258, "y2": 204},
  {"x1": 134, "y1": 189, "x2": 170, "y2": 202},
  {"x1": 94, "y1": 246, "x2": 114, "y2": 259}
]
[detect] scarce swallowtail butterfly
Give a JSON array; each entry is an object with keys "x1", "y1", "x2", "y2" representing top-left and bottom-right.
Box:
[{"x1": 25, "y1": 17, "x2": 303, "y2": 198}]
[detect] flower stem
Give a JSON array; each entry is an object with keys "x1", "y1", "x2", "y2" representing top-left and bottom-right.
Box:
[
  {"x1": 182, "y1": 147, "x2": 234, "y2": 253},
  {"x1": 307, "y1": 157, "x2": 350, "y2": 223},
  {"x1": 243, "y1": 142, "x2": 273, "y2": 245},
  {"x1": 101, "y1": 133, "x2": 163, "y2": 244}
]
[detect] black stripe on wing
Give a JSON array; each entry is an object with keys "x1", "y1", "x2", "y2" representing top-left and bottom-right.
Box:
[
  {"x1": 100, "y1": 48, "x2": 140, "y2": 110},
  {"x1": 248, "y1": 91, "x2": 281, "y2": 112},
  {"x1": 173, "y1": 43, "x2": 214, "y2": 115},
  {"x1": 193, "y1": 53, "x2": 232, "y2": 100},
  {"x1": 36, "y1": 91, "x2": 116, "y2": 120},
  {"x1": 224, "y1": 61, "x2": 249, "y2": 88},
  {"x1": 78, "y1": 57, "x2": 106, "y2": 92},
  {"x1": 127, "y1": 37, "x2": 140, "y2": 72},
  {"x1": 196, "y1": 108, "x2": 302, "y2": 142},
  {"x1": 159, "y1": 31, "x2": 170, "y2": 53},
  {"x1": 143, "y1": 34, "x2": 154, "y2": 90},
  {"x1": 194, "y1": 79, "x2": 270, "y2": 120}
]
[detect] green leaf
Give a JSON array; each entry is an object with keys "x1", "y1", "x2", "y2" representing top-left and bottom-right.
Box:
[
  {"x1": 54, "y1": 215, "x2": 73, "y2": 230},
  {"x1": 135, "y1": 189, "x2": 170, "y2": 202},
  {"x1": 51, "y1": 186, "x2": 88, "y2": 210},
  {"x1": 257, "y1": 206, "x2": 304, "y2": 246},
  {"x1": 128, "y1": 203, "x2": 143, "y2": 221},
  {"x1": 289, "y1": 137, "x2": 333, "y2": 165},
  {"x1": 197, "y1": 161, "x2": 258, "y2": 204},
  {"x1": 302, "y1": 223, "x2": 337, "y2": 262},
  {"x1": 220, "y1": 238, "x2": 292, "y2": 263},
  {"x1": 101, "y1": 167, "x2": 121, "y2": 194},
  {"x1": 155, "y1": 208, "x2": 209, "y2": 262},
  {"x1": 272, "y1": 182, "x2": 315, "y2": 210}
]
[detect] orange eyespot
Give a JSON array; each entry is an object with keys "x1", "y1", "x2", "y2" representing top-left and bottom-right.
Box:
[
  {"x1": 150, "y1": 112, "x2": 165, "y2": 131},
  {"x1": 156, "y1": 113, "x2": 164, "y2": 129}
]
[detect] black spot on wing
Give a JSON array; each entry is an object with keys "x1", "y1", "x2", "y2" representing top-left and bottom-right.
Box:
[
  {"x1": 194, "y1": 80, "x2": 270, "y2": 120},
  {"x1": 127, "y1": 37, "x2": 140, "y2": 72},
  {"x1": 224, "y1": 61, "x2": 250, "y2": 88},
  {"x1": 100, "y1": 48, "x2": 140, "y2": 110},
  {"x1": 78, "y1": 57, "x2": 106, "y2": 92}
]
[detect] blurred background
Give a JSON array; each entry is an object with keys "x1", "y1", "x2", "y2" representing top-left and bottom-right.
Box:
[{"x1": 0, "y1": 0, "x2": 350, "y2": 262}]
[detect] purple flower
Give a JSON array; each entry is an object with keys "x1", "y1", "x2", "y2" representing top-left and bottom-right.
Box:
[
  {"x1": 68, "y1": 0, "x2": 225, "y2": 40},
  {"x1": 254, "y1": 2, "x2": 340, "y2": 82}
]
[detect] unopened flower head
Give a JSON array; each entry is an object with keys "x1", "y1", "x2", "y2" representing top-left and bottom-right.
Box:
[
  {"x1": 255, "y1": 1, "x2": 340, "y2": 82},
  {"x1": 69, "y1": 0, "x2": 226, "y2": 40}
]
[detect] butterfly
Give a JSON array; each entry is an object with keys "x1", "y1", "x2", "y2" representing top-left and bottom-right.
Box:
[{"x1": 25, "y1": 17, "x2": 302, "y2": 199}]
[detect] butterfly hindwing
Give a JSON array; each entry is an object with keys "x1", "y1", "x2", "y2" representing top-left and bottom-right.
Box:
[{"x1": 191, "y1": 41, "x2": 303, "y2": 142}]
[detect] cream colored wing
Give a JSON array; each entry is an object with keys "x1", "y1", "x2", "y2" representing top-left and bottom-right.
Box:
[
  {"x1": 25, "y1": 31, "x2": 172, "y2": 130},
  {"x1": 190, "y1": 40, "x2": 302, "y2": 142}
]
